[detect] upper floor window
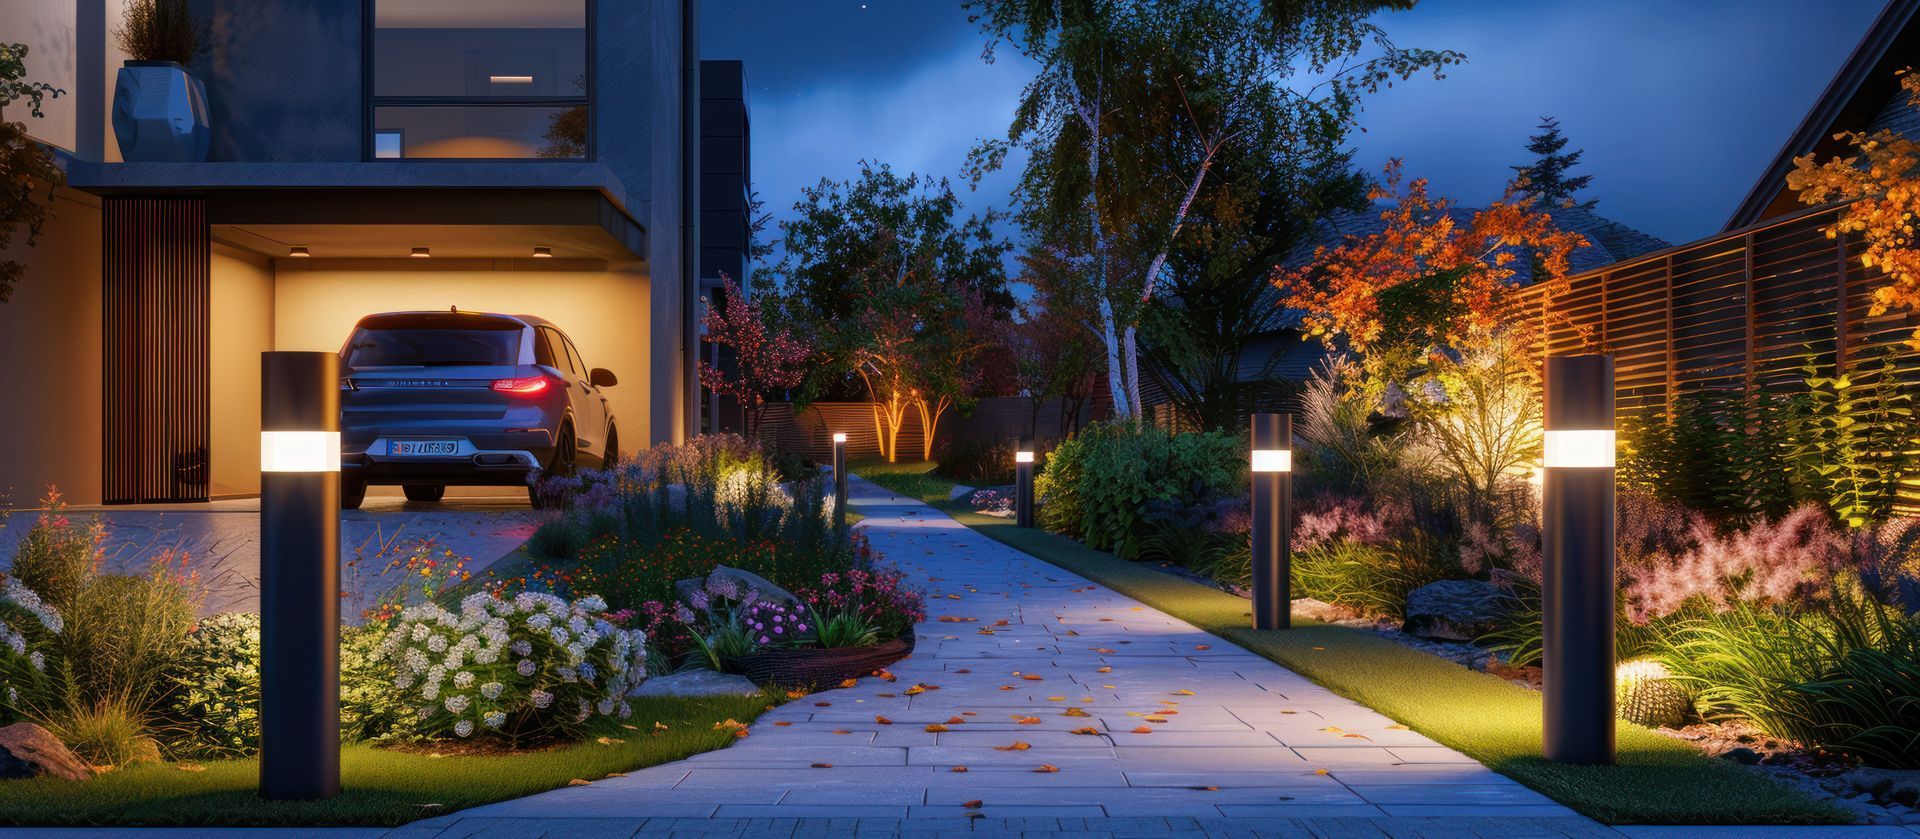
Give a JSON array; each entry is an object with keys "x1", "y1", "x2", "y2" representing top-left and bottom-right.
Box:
[{"x1": 369, "y1": 0, "x2": 589, "y2": 160}]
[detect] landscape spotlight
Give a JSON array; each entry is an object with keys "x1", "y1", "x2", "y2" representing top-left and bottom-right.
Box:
[
  {"x1": 1014, "y1": 441, "x2": 1035, "y2": 528},
  {"x1": 1250, "y1": 413, "x2": 1292, "y2": 630},
  {"x1": 259, "y1": 351, "x2": 343, "y2": 800},
  {"x1": 832, "y1": 432, "x2": 848, "y2": 528},
  {"x1": 1542, "y1": 354, "x2": 1616, "y2": 766}
]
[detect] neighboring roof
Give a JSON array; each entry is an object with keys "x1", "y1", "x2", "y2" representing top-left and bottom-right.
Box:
[
  {"x1": 1724, "y1": 0, "x2": 1920, "y2": 231},
  {"x1": 1284, "y1": 204, "x2": 1671, "y2": 279}
]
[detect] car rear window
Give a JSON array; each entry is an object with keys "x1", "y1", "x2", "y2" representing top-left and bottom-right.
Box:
[{"x1": 344, "y1": 318, "x2": 523, "y2": 368}]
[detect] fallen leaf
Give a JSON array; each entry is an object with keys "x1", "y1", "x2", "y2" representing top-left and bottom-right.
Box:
[
  {"x1": 1021, "y1": 674, "x2": 1044, "y2": 681},
  {"x1": 1194, "y1": 645, "x2": 1211, "y2": 651},
  {"x1": 773, "y1": 721, "x2": 792, "y2": 727},
  {"x1": 1093, "y1": 647, "x2": 1117, "y2": 654},
  {"x1": 1097, "y1": 666, "x2": 1112, "y2": 674},
  {"x1": 833, "y1": 729, "x2": 852, "y2": 735},
  {"x1": 1034, "y1": 764, "x2": 1060, "y2": 773},
  {"x1": 925, "y1": 723, "x2": 949, "y2": 732},
  {"x1": 962, "y1": 799, "x2": 984, "y2": 808},
  {"x1": 993, "y1": 741, "x2": 1032, "y2": 751},
  {"x1": 840, "y1": 678, "x2": 858, "y2": 689},
  {"x1": 1173, "y1": 689, "x2": 1196, "y2": 696},
  {"x1": 954, "y1": 668, "x2": 972, "y2": 674},
  {"x1": 1013, "y1": 715, "x2": 1042, "y2": 725},
  {"x1": 605, "y1": 772, "x2": 627, "y2": 778},
  {"x1": 874, "y1": 670, "x2": 899, "y2": 682},
  {"x1": 1047, "y1": 696, "x2": 1066, "y2": 701},
  {"x1": 1343, "y1": 733, "x2": 1372, "y2": 740},
  {"x1": 977, "y1": 628, "x2": 997, "y2": 635},
  {"x1": 875, "y1": 715, "x2": 893, "y2": 725},
  {"x1": 946, "y1": 594, "x2": 963, "y2": 600},
  {"x1": 815, "y1": 701, "x2": 832, "y2": 707},
  {"x1": 811, "y1": 762, "x2": 833, "y2": 768},
  {"x1": 1190, "y1": 785, "x2": 1219, "y2": 791},
  {"x1": 951, "y1": 766, "x2": 969, "y2": 772},
  {"x1": 1315, "y1": 769, "x2": 1330, "y2": 775},
  {"x1": 1132, "y1": 726, "x2": 1154, "y2": 734},
  {"x1": 595, "y1": 736, "x2": 626, "y2": 744},
  {"x1": 946, "y1": 716, "x2": 967, "y2": 724},
  {"x1": 1386, "y1": 723, "x2": 1409, "y2": 730},
  {"x1": 1071, "y1": 726, "x2": 1101, "y2": 735},
  {"x1": 998, "y1": 685, "x2": 1016, "y2": 691},
  {"x1": 1062, "y1": 707, "x2": 1091, "y2": 717},
  {"x1": 993, "y1": 619, "x2": 1010, "y2": 626},
  {"x1": 903, "y1": 684, "x2": 928, "y2": 696},
  {"x1": 785, "y1": 689, "x2": 810, "y2": 699},
  {"x1": 567, "y1": 779, "x2": 591, "y2": 786}
]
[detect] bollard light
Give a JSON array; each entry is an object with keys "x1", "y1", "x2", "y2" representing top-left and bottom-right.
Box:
[
  {"x1": 1542, "y1": 354, "x2": 1616, "y2": 766},
  {"x1": 259, "y1": 351, "x2": 342, "y2": 800},
  {"x1": 1014, "y1": 440, "x2": 1035, "y2": 528},
  {"x1": 831, "y1": 432, "x2": 848, "y2": 528},
  {"x1": 1250, "y1": 413, "x2": 1293, "y2": 630}
]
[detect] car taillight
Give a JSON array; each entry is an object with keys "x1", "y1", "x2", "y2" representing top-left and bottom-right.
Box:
[{"x1": 491, "y1": 376, "x2": 552, "y2": 395}]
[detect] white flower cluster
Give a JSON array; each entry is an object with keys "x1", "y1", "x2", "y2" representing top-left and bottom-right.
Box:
[
  {"x1": 382, "y1": 590, "x2": 646, "y2": 740},
  {"x1": 0, "y1": 577, "x2": 62, "y2": 714}
]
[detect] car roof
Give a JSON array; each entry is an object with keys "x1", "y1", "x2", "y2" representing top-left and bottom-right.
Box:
[{"x1": 352, "y1": 310, "x2": 561, "y2": 331}]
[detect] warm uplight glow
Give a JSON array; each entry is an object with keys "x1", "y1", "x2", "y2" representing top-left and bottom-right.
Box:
[
  {"x1": 1543, "y1": 429, "x2": 1616, "y2": 469},
  {"x1": 489, "y1": 75, "x2": 535, "y2": 84},
  {"x1": 1015, "y1": 451, "x2": 1035, "y2": 464},
  {"x1": 1251, "y1": 449, "x2": 1292, "y2": 473},
  {"x1": 832, "y1": 432, "x2": 848, "y2": 443},
  {"x1": 410, "y1": 247, "x2": 431, "y2": 258},
  {"x1": 533, "y1": 246, "x2": 553, "y2": 258},
  {"x1": 289, "y1": 246, "x2": 310, "y2": 258},
  {"x1": 491, "y1": 376, "x2": 552, "y2": 396},
  {"x1": 261, "y1": 431, "x2": 341, "y2": 473}
]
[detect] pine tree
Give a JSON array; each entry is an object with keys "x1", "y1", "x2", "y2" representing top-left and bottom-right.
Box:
[{"x1": 1511, "y1": 117, "x2": 1596, "y2": 210}]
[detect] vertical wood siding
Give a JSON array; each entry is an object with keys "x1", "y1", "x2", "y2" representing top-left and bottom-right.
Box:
[{"x1": 103, "y1": 197, "x2": 210, "y2": 504}]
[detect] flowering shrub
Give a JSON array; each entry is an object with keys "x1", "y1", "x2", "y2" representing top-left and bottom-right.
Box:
[
  {"x1": 969, "y1": 489, "x2": 1014, "y2": 517},
  {"x1": 0, "y1": 575, "x2": 61, "y2": 721},
  {"x1": 1293, "y1": 496, "x2": 1406, "y2": 551},
  {"x1": 383, "y1": 591, "x2": 647, "y2": 743},
  {"x1": 164, "y1": 612, "x2": 260, "y2": 757},
  {"x1": 792, "y1": 568, "x2": 925, "y2": 642},
  {"x1": 1625, "y1": 505, "x2": 1851, "y2": 624}
]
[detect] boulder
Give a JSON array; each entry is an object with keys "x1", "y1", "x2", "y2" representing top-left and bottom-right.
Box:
[
  {"x1": 947, "y1": 484, "x2": 976, "y2": 501},
  {"x1": 628, "y1": 670, "x2": 761, "y2": 698},
  {"x1": 1402, "y1": 580, "x2": 1510, "y2": 642},
  {"x1": 0, "y1": 723, "x2": 92, "y2": 782},
  {"x1": 675, "y1": 565, "x2": 801, "y2": 611}
]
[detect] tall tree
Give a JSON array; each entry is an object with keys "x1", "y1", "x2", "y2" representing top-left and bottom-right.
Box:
[
  {"x1": 968, "y1": 0, "x2": 1460, "y2": 419},
  {"x1": 1510, "y1": 116, "x2": 1596, "y2": 211}
]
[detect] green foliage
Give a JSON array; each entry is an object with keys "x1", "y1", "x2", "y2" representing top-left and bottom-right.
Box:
[
  {"x1": 1615, "y1": 658, "x2": 1692, "y2": 729},
  {"x1": 1510, "y1": 116, "x2": 1597, "y2": 211},
  {"x1": 163, "y1": 612, "x2": 259, "y2": 758},
  {"x1": 1783, "y1": 644, "x2": 1920, "y2": 769},
  {"x1": 527, "y1": 516, "x2": 591, "y2": 563},
  {"x1": 935, "y1": 438, "x2": 1014, "y2": 485},
  {"x1": 808, "y1": 607, "x2": 882, "y2": 650},
  {"x1": 1793, "y1": 350, "x2": 1914, "y2": 528},
  {"x1": 7, "y1": 503, "x2": 101, "y2": 618},
  {"x1": 1286, "y1": 540, "x2": 1443, "y2": 620},
  {"x1": 1036, "y1": 422, "x2": 1244, "y2": 559},
  {"x1": 59, "y1": 562, "x2": 197, "y2": 712},
  {"x1": 339, "y1": 623, "x2": 400, "y2": 743},
  {"x1": 112, "y1": 0, "x2": 207, "y2": 64},
  {"x1": 0, "y1": 42, "x2": 65, "y2": 304},
  {"x1": 48, "y1": 696, "x2": 159, "y2": 768}
]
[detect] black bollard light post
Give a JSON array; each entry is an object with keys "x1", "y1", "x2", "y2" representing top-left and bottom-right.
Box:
[
  {"x1": 1542, "y1": 354, "x2": 1617, "y2": 765},
  {"x1": 1014, "y1": 439, "x2": 1035, "y2": 528},
  {"x1": 832, "y1": 432, "x2": 848, "y2": 528},
  {"x1": 258, "y1": 351, "x2": 342, "y2": 800},
  {"x1": 1250, "y1": 413, "x2": 1293, "y2": 630}
]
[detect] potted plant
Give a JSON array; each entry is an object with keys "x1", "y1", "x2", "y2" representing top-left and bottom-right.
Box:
[{"x1": 111, "y1": 0, "x2": 210, "y2": 162}]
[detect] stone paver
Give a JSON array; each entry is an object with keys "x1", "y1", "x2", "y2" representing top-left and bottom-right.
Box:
[{"x1": 402, "y1": 476, "x2": 1601, "y2": 836}]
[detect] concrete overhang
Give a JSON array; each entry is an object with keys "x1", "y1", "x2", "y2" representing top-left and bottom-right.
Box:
[{"x1": 62, "y1": 159, "x2": 646, "y2": 261}]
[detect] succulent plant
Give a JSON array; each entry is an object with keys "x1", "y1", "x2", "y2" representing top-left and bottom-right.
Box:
[{"x1": 1616, "y1": 657, "x2": 1692, "y2": 729}]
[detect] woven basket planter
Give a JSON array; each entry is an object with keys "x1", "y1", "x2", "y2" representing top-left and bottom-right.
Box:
[{"x1": 725, "y1": 633, "x2": 915, "y2": 689}]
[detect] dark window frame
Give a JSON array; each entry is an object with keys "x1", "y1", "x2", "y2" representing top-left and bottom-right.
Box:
[{"x1": 361, "y1": 0, "x2": 596, "y2": 162}]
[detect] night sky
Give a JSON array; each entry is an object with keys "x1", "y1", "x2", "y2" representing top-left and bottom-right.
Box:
[{"x1": 701, "y1": 0, "x2": 1885, "y2": 260}]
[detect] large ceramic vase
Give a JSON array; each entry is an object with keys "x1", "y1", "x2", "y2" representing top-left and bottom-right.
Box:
[{"x1": 112, "y1": 60, "x2": 210, "y2": 162}]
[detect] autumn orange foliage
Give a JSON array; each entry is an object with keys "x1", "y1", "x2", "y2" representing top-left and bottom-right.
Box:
[
  {"x1": 1273, "y1": 160, "x2": 1588, "y2": 354},
  {"x1": 1787, "y1": 68, "x2": 1920, "y2": 349}
]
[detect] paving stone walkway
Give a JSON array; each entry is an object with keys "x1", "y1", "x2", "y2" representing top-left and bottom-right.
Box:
[{"x1": 399, "y1": 477, "x2": 1611, "y2": 837}]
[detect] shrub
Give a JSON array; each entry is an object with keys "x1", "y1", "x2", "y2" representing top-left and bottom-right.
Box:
[
  {"x1": 0, "y1": 576, "x2": 61, "y2": 722},
  {"x1": 7, "y1": 491, "x2": 102, "y2": 616},
  {"x1": 527, "y1": 516, "x2": 591, "y2": 562},
  {"x1": 383, "y1": 591, "x2": 647, "y2": 744},
  {"x1": 1783, "y1": 643, "x2": 1920, "y2": 769},
  {"x1": 1037, "y1": 422, "x2": 1243, "y2": 559},
  {"x1": 937, "y1": 438, "x2": 1014, "y2": 485},
  {"x1": 162, "y1": 612, "x2": 259, "y2": 758},
  {"x1": 60, "y1": 554, "x2": 198, "y2": 711},
  {"x1": 1625, "y1": 505, "x2": 1849, "y2": 625},
  {"x1": 340, "y1": 622, "x2": 401, "y2": 742},
  {"x1": 1290, "y1": 539, "x2": 1444, "y2": 620},
  {"x1": 48, "y1": 695, "x2": 159, "y2": 768}
]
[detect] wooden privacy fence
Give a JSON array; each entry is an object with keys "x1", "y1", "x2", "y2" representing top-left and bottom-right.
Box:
[{"x1": 756, "y1": 397, "x2": 1104, "y2": 463}]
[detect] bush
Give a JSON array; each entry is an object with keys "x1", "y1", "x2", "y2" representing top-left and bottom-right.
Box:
[
  {"x1": 383, "y1": 591, "x2": 647, "y2": 744},
  {"x1": 162, "y1": 612, "x2": 259, "y2": 758},
  {"x1": 527, "y1": 516, "x2": 591, "y2": 562},
  {"x1": 936, "y1": 439, "x2": 1014, "y2": 485},
  {"x1": 60, "y1": 558, "x2": 198, "y2": 711},
  {"x1": 7, "y1": 492, "x2": 102, "y2": 617},
  {"x1": 1037, "y1": 422, "x2": 1243, "y2": 559},
  {"x1": 340, "y1": 622, "x2": 401, "y2": 742},
  {"x1": 0, "y1": 576, "x2": 61, "y2": 722},
  {"x1": 1290, "y1": 540, "x2": 1442, "y2": 620},
  {"x1": 48, "y1": 696, "x2": 159, "y2": 768}
]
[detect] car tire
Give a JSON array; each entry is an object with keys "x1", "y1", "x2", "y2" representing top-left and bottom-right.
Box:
[
  {"x1": 603, "y1": 426, "x2": 619, "y2": 469},
  {"x1": 529, "y1": 423, "x2": 576, "y2": 509},
  {"x1": 403, "y1": 484, "x2": 445, "y2": 503},
  {"x1": 341, "y1": 478, "x2": 366, "y2": 510}
]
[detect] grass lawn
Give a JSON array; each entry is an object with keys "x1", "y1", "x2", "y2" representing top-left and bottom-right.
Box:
[
  {"x1": 0, "y1": 693, "x2": 777, "y2": 827},
  {"x1": 850, "y1": 458, "x2": 959, "y2": 505},
  {"x1": 929, "y1": 501, "x2": 1851, "y2": 825}
]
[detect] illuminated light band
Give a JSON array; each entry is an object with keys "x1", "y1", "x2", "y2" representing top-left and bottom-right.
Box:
[
  {"x1": 261, "y1": 431, "x2": 341, "y2": 473},
  {"x1": 1542, "y1": 429, "x2": 1616, "y2": 469},
  {"x1": 1014, "y1": 450, "x2": 1035, "y2": 464},
  {"x1": 1250, "y1": 448, "x2": 1292, "y2": 474},
  {"x1": 832, "y1": 433, "x2": 848, "y2": 443}
]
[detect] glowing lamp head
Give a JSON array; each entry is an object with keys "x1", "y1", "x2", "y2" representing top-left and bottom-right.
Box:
[
  {"x1": 1543, "y1": 429, "x2": 1616, "y2": 469},
  {"x1": 261, "y1": 431, "x2": 341, "y2": 473},
  {"x1": 1015, "y1": 450, "x2": 1035, "y2": 464},
  {"x1": 1251, "y1": 449, "x2": 1291, "y2": 473},
  {"x1": 832, "y1": 432, "x2": 848, "y2": 444}
]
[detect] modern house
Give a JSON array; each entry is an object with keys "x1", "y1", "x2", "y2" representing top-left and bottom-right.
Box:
[
  {"x1": 0, "y1": 0, "x2": 741, "y2": 505},
  {"x1": 697, "y1": 58, "x2": 752, "y2": 436}
]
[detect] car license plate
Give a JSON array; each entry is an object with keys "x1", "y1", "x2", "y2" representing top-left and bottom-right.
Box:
[{"x1": 390, "y1": 440, "x2": 460, "y2": 456}]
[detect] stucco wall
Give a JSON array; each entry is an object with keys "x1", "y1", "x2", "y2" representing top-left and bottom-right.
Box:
[
  {"x1": 208, "y1": 242, "x2": 273, "y2": 496},
  {"x1": 269, "y1": 260, "x2": 652, "y2": 451},
  {"x1": 0, "y1": 188, "x2": 103, "y2": 505},
  {"x1": 0, "y1": 0, "x2": 79, "y2": 152}
]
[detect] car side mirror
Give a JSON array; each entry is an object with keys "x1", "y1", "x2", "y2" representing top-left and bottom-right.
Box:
[{"x1": 589, "y1": 367, "x2": 618, "y2": 388}]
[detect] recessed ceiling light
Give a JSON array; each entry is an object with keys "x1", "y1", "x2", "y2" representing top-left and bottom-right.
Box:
[
  {"x1": 489, "y1": 75, "x2": 534, "y2": 84},
  {"x1": 288, "y1": 246, "x2": 310, "y2": 258},
  {"x1": 532, "y1": 246, "x2": 552, "y2": 258},
  {"x1": 411, "y1": 247, "x2": 431, "y2": 258}
]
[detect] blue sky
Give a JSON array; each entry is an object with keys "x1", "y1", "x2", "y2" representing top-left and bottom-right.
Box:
[{"x1": 701, "y1": 0, "x2": 1885, "y2": 253}]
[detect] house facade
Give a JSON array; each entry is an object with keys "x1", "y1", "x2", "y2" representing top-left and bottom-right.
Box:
[{"x1": 0, "y1": 0, "x2": 725, "y2": 504}]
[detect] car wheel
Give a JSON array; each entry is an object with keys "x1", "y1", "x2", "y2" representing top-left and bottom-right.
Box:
[
  {"x1": 341, "y1": 478, "x2": 366, "y2": 510},
  {"x1": 603, "y1": 426, "x2": 619, "y2": 469},
  {"x1": 403, "y1": 484, "x2": 445, "y2": 503},
  {"x1": 528, "y1": 424, "x2": 576, "y2": 509}
]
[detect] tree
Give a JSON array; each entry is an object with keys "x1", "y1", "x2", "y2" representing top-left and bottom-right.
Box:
[
  {"x1": 698, "y1": 276, "x2": 811, "y2": 440},
  {"x1": 1787, "y1": 68, "x2": 1920, "y2": 349},
  {"x1": 1273, "y1": 160, "x2": 1589, "y2": 356},
  {"x1": 968, "y1": 0, "x2": 1461, "y2": 419},
  {"x1": 0, "y1": 43, "x2": 64, "y2": 303},
  {"x1": 1510, "y1": 116, "x2": 1595, "y2": 210}
]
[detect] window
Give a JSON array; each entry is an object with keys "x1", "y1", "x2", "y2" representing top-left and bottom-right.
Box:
[
  {"x1": 532, "y1": 327, "x2": 558, "y2": 369},
  {"x1": 561, "y1": 335, "x2": 587, "y2": 378},
  {"x1": 541, "y1": 328, "x2": 578, "y2": 375},
  {"x1": 369, "y1": 0, "x2": 589, "y2": 160}
]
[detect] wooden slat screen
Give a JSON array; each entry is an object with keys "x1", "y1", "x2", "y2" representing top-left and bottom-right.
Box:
[{"x1": 103, "y1": 197, "x2": 210, "y2": 504}]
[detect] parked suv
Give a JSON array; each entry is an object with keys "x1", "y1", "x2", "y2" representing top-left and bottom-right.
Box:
[{"x1": 337, "y1": 310, "x2": 618, "y2": 508}]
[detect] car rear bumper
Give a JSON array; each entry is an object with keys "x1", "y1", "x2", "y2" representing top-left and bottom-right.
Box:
[{"x1": 343, "y1": 432, "x2": 555, "y2": 487}]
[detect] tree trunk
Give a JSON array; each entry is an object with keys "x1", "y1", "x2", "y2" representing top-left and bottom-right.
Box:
[
  {"x1": 1098, "y1": 297, "x2": 1129, "y2": 419},
  {"x1": 1122, "y1": 323, "x2": 1143, "y2": 420}
]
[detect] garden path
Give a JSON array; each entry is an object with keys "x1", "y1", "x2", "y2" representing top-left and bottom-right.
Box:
[{"x1": 398, "y1": 476, "x2": 1619, "y2": 837}]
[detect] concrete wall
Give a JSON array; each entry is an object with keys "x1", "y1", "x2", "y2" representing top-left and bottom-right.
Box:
[
  {"x1": 0, "y1": 0, "x2": 79, "y2": 152},
  {"x1": 208, "y1": 242, "x2": 273, "y2": 496},
  {"x1": 631, "y1": 0, "x2": 688, "y2": 444},
  {"x1": 197, "y1": 0, "x2": 361, "y2": 162},
  {"x1": 0, "y1": 188, "x2": 103, "y2": 505},
  {"x1": 269, "y1": 260, "x2": 653, "y2": 450}
]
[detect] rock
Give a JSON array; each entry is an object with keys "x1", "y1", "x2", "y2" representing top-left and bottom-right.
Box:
[
  {"x1": 947, "y1": 484, "x2": 975, "y2": 501},
  {"x1": 0, "y1": 723, "x2": 92, "y2": 782},
  {"x1": 675, "y1": 566, "x2": 801, "y2": 611},
  {"x1": 1851, "y1": 768, "x2": 1920, "y2": 805},
  {"x1": 1291, "y1": 598, "x2": 1359, "y2": 623},
  {"x1": 1402, "y1": 580, "x2": 1510, "y2": 641},
  {"x1": 1722, "y1": 747, "x2": 1762, "y2": 765},
  {"x1": 628, "y1": 670, "x2": 761, "y2": 698}
]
